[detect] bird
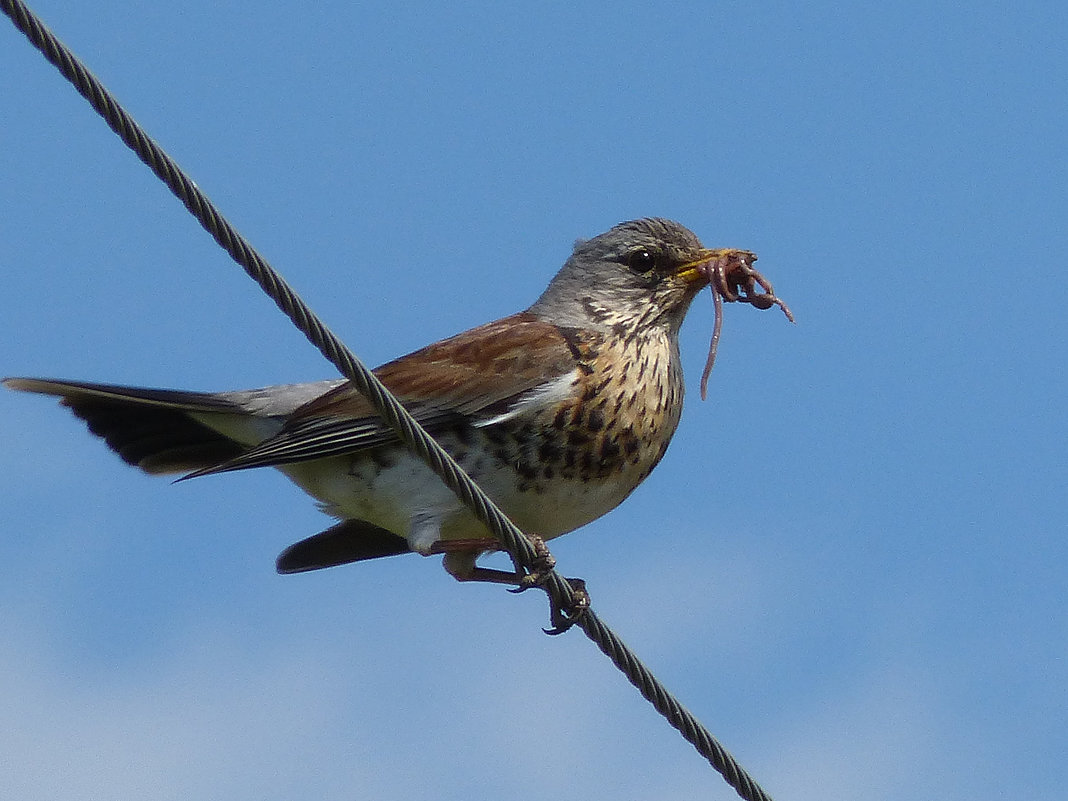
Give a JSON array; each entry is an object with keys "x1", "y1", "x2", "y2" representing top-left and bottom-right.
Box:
[{"x1": 4, "y1": 218, "x2": 789, "y2": 587}]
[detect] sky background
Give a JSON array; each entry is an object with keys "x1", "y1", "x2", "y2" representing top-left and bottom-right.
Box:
[{"x1": 1, "y1": 2, "x2": 1065, "y2": 799}]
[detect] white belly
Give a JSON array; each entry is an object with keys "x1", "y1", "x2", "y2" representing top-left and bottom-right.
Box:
[{"x1": 277, "y1": 438, "x2": 640, "y2": 554}]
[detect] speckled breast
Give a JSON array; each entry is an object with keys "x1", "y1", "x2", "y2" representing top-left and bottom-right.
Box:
[{"x1": 463, "y1": 327, "x2": 686, "y2": 535}]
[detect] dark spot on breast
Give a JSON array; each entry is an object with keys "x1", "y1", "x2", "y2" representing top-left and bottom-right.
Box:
[
  {"x1": 599, "y1": 437, "x2": 621, "y2": 463},
  {"x1": 560, "y1": 327, "x2": 596, "y2": 374},
  {"x1": 587, "y1": 408, "x2": 604, "y2": 431},
  {"x1": 538, "y1": 438, "x2": 563, "y2": 463},
  {"x1": 567, "y1": 430, "x2": 590, "y2": 446}
]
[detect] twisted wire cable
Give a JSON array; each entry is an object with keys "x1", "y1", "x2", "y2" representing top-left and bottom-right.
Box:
[{"x1": 2, "y1": 3, "x2": 775, "y2": 799}]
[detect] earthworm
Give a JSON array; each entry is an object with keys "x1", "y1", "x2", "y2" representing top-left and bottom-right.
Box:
[{"x1": 699, "y1": 250, "x2": 794, "y2": 400}]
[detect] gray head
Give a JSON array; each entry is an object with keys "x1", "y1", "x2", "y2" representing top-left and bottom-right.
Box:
[{"x1": 529, "y1": 218, "x2": 715, "y2": 335}]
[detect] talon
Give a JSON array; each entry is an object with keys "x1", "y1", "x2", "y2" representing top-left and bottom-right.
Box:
[
  {"x1": 474, "y1": 534, "x2": 589, "y2": 632},
  {"x1": 543, "y1": 578, "x2": 590, "y2": 635},
  {"x1": 509, "y1": 535, "x2": 556, "y2": 592},
  {"x1": 529, "y1": 535, "x2": 555, "y2": 570}
]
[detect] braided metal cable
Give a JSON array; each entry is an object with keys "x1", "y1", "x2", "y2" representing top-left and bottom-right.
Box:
[{"x1": 2, "y1": 3, "x2": 775, "y2": 799}]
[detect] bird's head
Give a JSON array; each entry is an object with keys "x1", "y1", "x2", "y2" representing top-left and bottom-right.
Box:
[{"x1": 529, "y1": 217, "x2": 726, "y2": 336}]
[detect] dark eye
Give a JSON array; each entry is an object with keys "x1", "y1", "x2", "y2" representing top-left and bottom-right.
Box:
[{"x1": 626, "y1": 248, "x2": 658, "y2": 274}]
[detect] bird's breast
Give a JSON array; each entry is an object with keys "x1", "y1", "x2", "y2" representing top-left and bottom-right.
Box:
[{"x1": 471, "y1": 328, "x2": 685, "y2": 531}]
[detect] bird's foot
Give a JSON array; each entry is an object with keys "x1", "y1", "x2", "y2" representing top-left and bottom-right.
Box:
[
  {"x1": 508, "y1": 535, "x2": 557, "y2": 592},
  {"x1": 437, "y1": 534, "x2": 590, "y2": 634},
  {"x1": 542, "y1": 576, "x2": 590, "y2": 635},
  {"x1": 506, "y1": 536, "x2": 590, "y2": 635}
]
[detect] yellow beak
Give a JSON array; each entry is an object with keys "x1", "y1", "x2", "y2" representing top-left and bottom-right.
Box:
[{"x1": 674, "y1": 248, "x2": 756, "y2": 284}]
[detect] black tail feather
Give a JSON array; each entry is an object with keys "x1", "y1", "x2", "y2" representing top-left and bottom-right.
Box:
[
  {"x1": 4, "y1": 377, "x2": 245, "y2": 474},
  {"x1": 277, "y1": 519, "x2": 411, "y2": 573}
]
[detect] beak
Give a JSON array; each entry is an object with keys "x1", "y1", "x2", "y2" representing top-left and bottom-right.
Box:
[{"x1": 674, "y1": 248, "x2": 743, "y2": 284}]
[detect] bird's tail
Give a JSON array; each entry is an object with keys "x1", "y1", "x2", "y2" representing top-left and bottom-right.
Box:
[
  {"x1": 3, "y1": 377, "x2": 250, "y2": 474},
  {"x1": 276, "y1": 519, "x2": 411, "y2": 573}
]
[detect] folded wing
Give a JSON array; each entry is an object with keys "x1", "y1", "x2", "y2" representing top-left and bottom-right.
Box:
[{"x1": 184, "y1": 311, "x2": 579, "y2": 477}]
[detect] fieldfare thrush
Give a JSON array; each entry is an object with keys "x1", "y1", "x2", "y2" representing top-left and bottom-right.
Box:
[{"x1": 5, "y1": 218, "x2": 791, "y2": 589}]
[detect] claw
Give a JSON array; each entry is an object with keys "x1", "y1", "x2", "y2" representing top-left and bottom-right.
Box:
[
  {"x1": 543, "y1": 577, "x2": 590, "y2": 635},
  {"x1": 447, "y1": 533, "x2": 591, "y2": 633},
  {"x1": 502, "y1": 536, "x2": 590, "y2": 634},
  {"x1": 508, "y1": 535, "x2": 556, "y2": 593}
]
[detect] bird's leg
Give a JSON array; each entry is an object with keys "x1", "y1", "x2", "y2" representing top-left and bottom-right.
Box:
[
  {"x1": 433, "y1": 535, "x2": 590, "y2": 634},
  {"x1": 432, "y1": 538, "x2": 523, "y2": 584},
  {"x1": 430, "y1": 534, "x2": 555, "y2": 585}
]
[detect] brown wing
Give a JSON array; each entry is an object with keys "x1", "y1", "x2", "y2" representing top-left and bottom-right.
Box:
[{"x1": 185, "y1": 312, "x2": 577, "y2": 476}]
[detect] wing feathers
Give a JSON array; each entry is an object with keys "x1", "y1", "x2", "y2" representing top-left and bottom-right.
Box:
[
  {"x1": 186, "y1": 312, "x2": 577, "y2": 476},
  {"x1": 6, "y1": 313, "x2": 578, "y2": 478}
]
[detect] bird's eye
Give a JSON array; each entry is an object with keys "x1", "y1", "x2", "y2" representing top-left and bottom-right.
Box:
[{"x1": 626, "y1": 248, "x2": 658, "y2": 274}]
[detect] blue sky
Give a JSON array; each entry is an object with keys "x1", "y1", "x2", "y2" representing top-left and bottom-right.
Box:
[{"x1": 1, "y1": 1, "x2": 1065, "y2": 799}]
